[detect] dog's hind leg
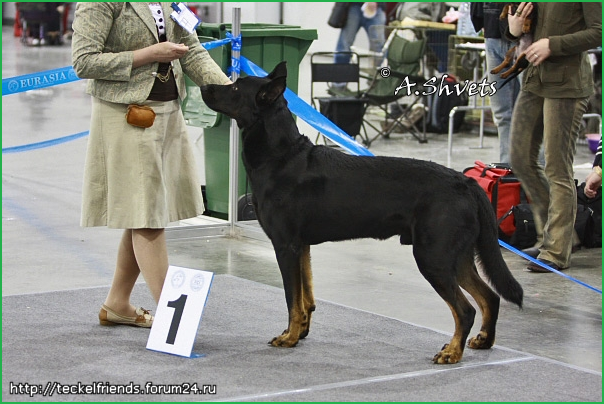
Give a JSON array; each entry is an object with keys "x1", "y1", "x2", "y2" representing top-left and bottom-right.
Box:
[
  {"x1": 414, "y1": 245, "x2": 476, "y2": 364},
  {"x1": 270, "y1": 243, "x2": 307, "y2": 348},
  {"x1": 299, "y1": 245, "x2": 316, "y2": 340},
  {"x1": 490, "y1": 46, "x2": 516, "y2": 75},
  {"x1": 457, "y1": 259, "x2": 500, "y2": 350},
  {"x1": 500, "y1": 53, "x2": 529, "y2": 79}
]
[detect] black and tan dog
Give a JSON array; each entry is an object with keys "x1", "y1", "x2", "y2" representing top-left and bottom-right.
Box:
[
  {"x1": 490, "y1": 3, "x2": 538, "y2": 86},
  {"x1": 200, "y1": 62, "x2": 523, "y2": 364}
]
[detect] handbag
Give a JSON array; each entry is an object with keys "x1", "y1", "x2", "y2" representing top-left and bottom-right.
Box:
[
  {"x1": 463, "y1": 161, "x2": 522, "y2": 237},
  {"x1": 328, "y1": 3, "x2": 351, "y2": 29},
  {"x1": 126, "y1": 104, "x2": 156, "y2": 128}
]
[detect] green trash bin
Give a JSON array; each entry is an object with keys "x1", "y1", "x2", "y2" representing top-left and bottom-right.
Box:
[{"x1": 191, "y1": 23, "x2": 317, "y2": 220}]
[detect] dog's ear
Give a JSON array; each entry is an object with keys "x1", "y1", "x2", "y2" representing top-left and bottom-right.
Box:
[
  {"x1": 256, "y1": 75, "x2": 286, "y2": 106},
  {"x1": 267, "y1": 61, "x2": 287, "y2": 80}
]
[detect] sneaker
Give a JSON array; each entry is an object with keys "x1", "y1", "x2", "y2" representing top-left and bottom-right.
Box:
[
  {"x1": 526, "y1": 259, "x2": 566, "y2": 273},
  {"x1": 407, "y1": 103, "x2": 426, "y2": 125}
]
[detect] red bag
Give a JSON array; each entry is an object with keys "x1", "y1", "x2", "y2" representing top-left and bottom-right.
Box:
[{"x1": 463, "y1": 161, "x2": 522, "y2": 237}]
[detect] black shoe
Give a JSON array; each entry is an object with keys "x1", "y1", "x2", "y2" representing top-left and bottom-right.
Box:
[
  {"x1": 526, "y1": 259, "x2": 565, "y2": 273},
  {"x1": 522, "y1": 247, "x2": 540, "y2": 258}
]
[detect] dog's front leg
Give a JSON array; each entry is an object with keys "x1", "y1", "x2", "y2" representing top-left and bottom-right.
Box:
[
  {"x1": 299, "y1": 245, "x2": 316, "y2": 339},
  {"x1": 270, "y1": 243, "x2": 306, "y2": 348}
]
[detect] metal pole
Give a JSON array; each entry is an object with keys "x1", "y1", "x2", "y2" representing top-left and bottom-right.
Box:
[{"x1": 228, "y1": 8, "x2": 241, "y2": 235}]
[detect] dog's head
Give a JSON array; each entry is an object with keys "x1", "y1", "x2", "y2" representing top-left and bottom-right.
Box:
[{"x1": 201, "y1": 61, "x2": 287, "y2": 128}]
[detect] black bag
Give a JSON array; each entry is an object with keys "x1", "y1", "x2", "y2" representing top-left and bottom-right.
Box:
[
  {"x1": 506, "y1": 204, "x2": 537, "y2": 249},
  {"x1": 319, "y1": 98, "x2": 365, "y2": 138},
  {"x1": 425, "y1": 75, "x2": 469, "y2": 133},
  {"x1": 575, "y1": 181, "x2": 602, "y2": 248},
  {"x1": 328, "y1": 3, "x2": 351, "y2": 29}
]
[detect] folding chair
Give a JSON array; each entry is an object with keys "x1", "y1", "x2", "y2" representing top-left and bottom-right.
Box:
[
  {"x1": 310, "y1": 52, "x2": 374, "y2": 146},
  {"x1": 361, "y1": 32, "x2": 429, "y2": 143}
]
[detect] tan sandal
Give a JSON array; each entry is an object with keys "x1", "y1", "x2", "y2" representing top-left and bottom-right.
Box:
[{"x1": 99, "y1": 304, "x2": 153, "y2": 328}]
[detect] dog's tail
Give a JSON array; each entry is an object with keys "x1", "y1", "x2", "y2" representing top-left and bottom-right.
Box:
[{"x1": 473, "y1": 184, "x2": 524, "y2": 308}]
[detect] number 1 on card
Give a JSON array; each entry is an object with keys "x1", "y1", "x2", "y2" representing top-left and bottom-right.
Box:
[{"x1": 146, "y1": 266, "x2": 213, "y2": 357}]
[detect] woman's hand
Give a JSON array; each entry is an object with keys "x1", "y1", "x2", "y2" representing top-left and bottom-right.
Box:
[
  {"x1": 507, "y1": 2, "x2": 533, "y2": 38},
  {"x1": 525, "y1": 38, "x2": 551, "y2": 67},
  {"x1": 584, "y1": 170, "x2": 602, "y2": 199},
  {"x1": 133, "y1": 42, "x2": 189, "y2": 68}
]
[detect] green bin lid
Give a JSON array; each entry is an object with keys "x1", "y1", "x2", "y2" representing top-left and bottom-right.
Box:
[{"x1": 197, "y1": 23, "x2": 317, "y2": 41}]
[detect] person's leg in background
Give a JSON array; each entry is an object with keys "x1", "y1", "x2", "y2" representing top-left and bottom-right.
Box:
[
  {"x1": 334, "y1": 6, "x2": 363, "y2": 65},
  {"x1": 538, "y1": 97, "x2": 589, "y2": 268},
  {"x1": 510, "y1": 91, "x2": 548, "y2": 249},
  {"x1": 361, "y1": 7, "x2": 386, "y2": 68},
  {"x1": 485, "y1": 37, "x2": 521, "y2": 164}
]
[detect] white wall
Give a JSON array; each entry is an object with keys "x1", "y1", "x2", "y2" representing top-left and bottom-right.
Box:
[
  {"x1": 218, "y1": 2, "x2": 370, "y2": 55},
  {"x1": 283, "y1": 2, "x2": 366, "y2": 55},
  {"x1": 2, "y1": 2, "x2": 17, "y2": 22},
  {"x1": 222, "y1": 2, "x2": 281, "y2": 26}
]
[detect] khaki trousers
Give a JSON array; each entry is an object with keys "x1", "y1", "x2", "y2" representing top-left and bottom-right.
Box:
[{"x1": 509, "y1": 90, "x2": 588, "y2": 268}]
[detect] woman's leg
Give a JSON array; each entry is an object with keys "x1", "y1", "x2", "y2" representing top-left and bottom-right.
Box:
[
  {"x1": 103, "y1": 228, "x2": 168, "y2": 315},
  {"x1": 103, "y1": 229, "x2": 140, "y2": 316},
  {"x1": 131, "y1": 228, "x2": 168, "y2": 303}
]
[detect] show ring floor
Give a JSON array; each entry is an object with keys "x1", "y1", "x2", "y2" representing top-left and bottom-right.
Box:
[{"x1": 2, "y1": 275, "x2": 601, "y2": 402}]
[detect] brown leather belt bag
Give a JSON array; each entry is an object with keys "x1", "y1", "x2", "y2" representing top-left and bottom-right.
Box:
[{"x1": 126, "y1": 104, "x2": 156, "y2": 128}]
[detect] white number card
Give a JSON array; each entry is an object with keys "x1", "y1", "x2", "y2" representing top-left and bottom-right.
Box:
[{"x1": 146, "y1": 266, "x2": 214, "y2": 357}]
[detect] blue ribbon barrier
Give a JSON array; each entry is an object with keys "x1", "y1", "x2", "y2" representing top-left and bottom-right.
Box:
[
  {"x1": 200, "y1": 37, "x2": 231, "y2": 51},
  {"x1": 2, "y1": 131, "x2": 90, "y2": 155},
  {"x1": 1, "y1": 37, "x2": 232, "y2": 97},
  {"x1": 499, "y1": 239, "x2": 602, "y2": 294},
  {"x1": 225, "y1": 32, "x2": 242, "y2": 76},
  {"x1": 239, "y1": 56, "x2": 374, "y2": 157},
  {"x1": 2, "y1": 66, "x2": 80, "y2": 96}
]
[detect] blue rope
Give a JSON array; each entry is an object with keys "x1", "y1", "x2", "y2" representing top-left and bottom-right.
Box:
[{"x1": 2, "y1": 131, "x2": 89, "y2": 154}]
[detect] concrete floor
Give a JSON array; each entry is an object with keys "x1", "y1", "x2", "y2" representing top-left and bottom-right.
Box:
[{"x1": 2, "y1": 24, "x2": 602, "y2": 384}]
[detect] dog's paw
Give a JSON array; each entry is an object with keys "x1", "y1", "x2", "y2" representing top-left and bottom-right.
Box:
[
  {"x1": 432, "y1": 344, "x2": 462, "y2": 364},
  {"x1": 467, "y1": 332, "x2": 494, "y2": 350},
  {"x1": 269, "y1": 333, "x2": 299, "y2": 348}
]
